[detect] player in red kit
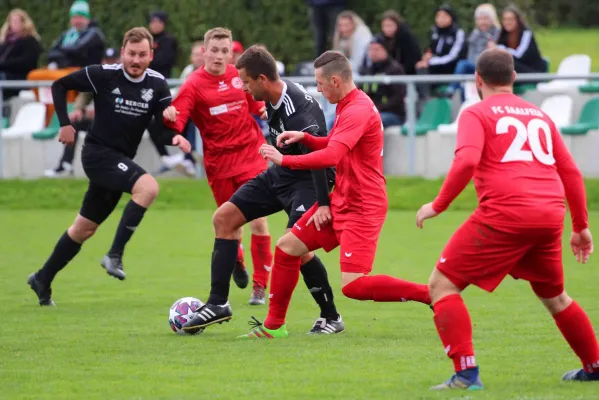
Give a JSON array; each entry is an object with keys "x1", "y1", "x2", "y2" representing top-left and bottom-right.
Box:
[
  {"x1": 416, "y1": 48, "x2": 599, "y2": 390},
  {"x1": 237, "y1": 51, "x2": 431, "y2": 339},
  {"x1": 162, "y1": 28, "x2": 273, "y2": 307}
]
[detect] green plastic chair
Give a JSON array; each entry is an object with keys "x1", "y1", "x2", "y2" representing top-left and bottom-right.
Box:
[
  {"x1": 561, "y1": 97, "x2": 599, "y2": 135},
  {"x1": 1, "y1": 117, "x2": 8, "y2": 129},
  {"x1": 401, "y1": 98, "x2": 452, "y2": 136},
  {"x1": 32, "y1": 103, "x2": 76, "y2": 140},
  {"x1": 578, "y1": 80, "x2": 599, "y2": 94}
]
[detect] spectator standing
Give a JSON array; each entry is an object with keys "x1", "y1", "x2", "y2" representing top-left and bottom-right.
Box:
[
  {"x1": 0, "y1": 8, "x2": 42, "y2": 101},
  {"x1": 332, "y1": 10, "x2": 372, "y2": 75},
  {"x1": 305, "y1": 0, "x2": 346, "y2": 58},
  {"x1": 492, "y1": 5, "x2": 547, "y2": 73},
  {"x1": 360, "y1": 34, "x2": 406, "y2": 127},
  {"x1": 148, "y1": 10, "x2": 177, "y2": 78},
  {"x1": 379, "y1": 10, "x2": 422, "y2": 75}
]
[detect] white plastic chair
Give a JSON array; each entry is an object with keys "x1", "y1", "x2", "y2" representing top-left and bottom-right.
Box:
[
  {"x1": 540, "y1": 95, "x2": 573, "y2": 128},
  {"x1": 463, "y1": 81, "x2": 480, "y2": 102},
  {"x1": 1, "y1": 102, "x2": 46, "y2": 138},
  {"x1": 437, "y1": 99, "x2": 480, "y2": 135},
  {"x1": 537, "y1": 54, "x2": 591, "y2": 92}
]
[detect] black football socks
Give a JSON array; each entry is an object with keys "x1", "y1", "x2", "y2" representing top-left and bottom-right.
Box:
[
  {"x1": 207, "y1": 238, "x2": 239, "y2": 305},
  {"x1": 300, "y1": 255, "x2": 339, "y2": 320},
  {"x1": 109, "y1": 200, "x2": 147, "y2": 256},
  {"x1": 37, "y1": 231, "x2": 82, "y2": 283}
]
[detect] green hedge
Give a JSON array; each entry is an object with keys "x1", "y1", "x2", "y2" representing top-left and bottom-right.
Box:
[
  {"x1": 2, "y1": 0, "x2": 536, "y2": 75},
  {"x1": 2, "y1": 177, "x2": 599, "y2": 212}
]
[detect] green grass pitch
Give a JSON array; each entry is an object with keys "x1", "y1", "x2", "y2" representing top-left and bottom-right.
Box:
[{"x1": 1, "y1": 207, "x2": 598, "y2": 400}]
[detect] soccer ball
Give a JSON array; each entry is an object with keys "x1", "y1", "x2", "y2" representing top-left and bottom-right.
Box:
[{"x1": 169, "y1": 297, "x2": 205, "y2": 335}]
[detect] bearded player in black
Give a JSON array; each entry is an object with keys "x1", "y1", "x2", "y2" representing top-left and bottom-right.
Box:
[
  {"x1": 182, "y1": 45, "x2": 344, "y2": 335},
  {"x1": 27, "y1": 27, "x2": 191, "y2": 306}
]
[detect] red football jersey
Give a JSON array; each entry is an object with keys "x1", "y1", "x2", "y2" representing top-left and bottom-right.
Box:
[
  {"x1": 457, "y1": 93, "x2": 584, "y2": 229},
  {"x1": 329, "y1": 89, "x2": 388, "y2": 222},
  {"x1": 165, "y1": 64, "x2": 267, "y2": 180}
]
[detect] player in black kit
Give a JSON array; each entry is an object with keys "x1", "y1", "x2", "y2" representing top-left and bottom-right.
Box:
[
  {"x1": 182, "y1": 45, "x2": 344, "y2": 335},
  {"x1": 27, "y1": 27, "x2": 191, "y2": 306}
]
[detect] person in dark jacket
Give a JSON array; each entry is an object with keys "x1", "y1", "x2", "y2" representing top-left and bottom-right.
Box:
[
  {"x1": 148, "y1": 10, "x2": 178, "y2": 78},
  {"x1": 360, "y1": 34, "x2": 406, "y2": 127},
  {"x1": 416, "y1": 4, "x2": 467, "y2": 76},
  {"x1": 47, "y1": 1, "x2": 105, "y2": 68},
  {"x1": 379, "y1": 10, "x2": 421, "y2": 75},
  {"x1": 0, "y1": 8, "x2": 42, "y2": 100},
  {"x1": 306, "y1": 0, "x2": 346, "y2": 59},
  {"x1": 492, "y1": 5, "x2": 546, "y2": 73}
]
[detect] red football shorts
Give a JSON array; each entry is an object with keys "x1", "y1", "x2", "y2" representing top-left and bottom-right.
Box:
[
  {"x1": 437, "y1": 216, "x2": 564, "y2": 298},
  {"x1": 208, "y1": 166, "x2": 266, "y2": 207},
  {"x1": 291, "y1": 204, "x2": 384, "y2": 274}
]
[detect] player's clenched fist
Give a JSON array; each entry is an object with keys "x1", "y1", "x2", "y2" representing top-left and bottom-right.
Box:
[
  {"x1": 259, "y1": 144, "x2": 283, "y2": 166},
  {"x1": 172, "y1": 135, "x2": 192, "y2": 154},
  {"x1": 570, "y1": 228, "x2": 594, "y2": 264},
  {"x1": 276, "y1": 131, "x2": 305, "y2": 148},
  {"x1": 58, "y1": 125, "x2": 76, "y2": 146},
  {"x1": 163, "y1": 105, "x2": 179, "y2": 122}
]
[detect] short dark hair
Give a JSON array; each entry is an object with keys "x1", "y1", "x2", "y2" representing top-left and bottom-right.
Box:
[
  {"x1": 476, "y1": 48, "x2": 515, "y2": 86},
  {"x1": 235, "y1": 45, "x2": 279, "y2": 81},
  {"x1": 314, "y1": 51, "x2": 352, "y2": 81}
]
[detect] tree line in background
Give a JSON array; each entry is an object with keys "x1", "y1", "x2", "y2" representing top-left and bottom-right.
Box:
[{"x1": 3, "y1": 0, "x2": 598, "y2": 74}]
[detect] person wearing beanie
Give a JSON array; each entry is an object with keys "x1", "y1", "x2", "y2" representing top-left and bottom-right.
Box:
[
  {"x1": 359, "y1": 34, "x2": 406, "y2": 127},
  {"x1": 46, "y1": 0, "x2": 105, "y2": 68},
  {"x1": 147, "y1": 10, "x2": 178, "y2": 78},
  {"x1": 416, "y1": 4, "x2": 467, "y2": 76}
]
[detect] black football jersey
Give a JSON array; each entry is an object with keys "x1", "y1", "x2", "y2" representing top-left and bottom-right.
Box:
[
  {"x1": 53, "y1": 64, "x2": 172, "y2": 158},
  {"x1": 266, "y1": 79, "x2": 335, "y2": 187}
]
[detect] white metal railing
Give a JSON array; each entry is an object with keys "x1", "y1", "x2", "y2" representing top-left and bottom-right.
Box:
[{"x1": 3, "y1": 72, "x2": 599, "y2": 178}]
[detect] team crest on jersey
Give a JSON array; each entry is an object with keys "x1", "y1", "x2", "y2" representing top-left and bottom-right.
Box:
[
  {"x1": 232, "y1": 77, "x2": 243, "y2": 89},
  {"x1": 140, "y1": 88, "x2": 153, "y2": 102}
]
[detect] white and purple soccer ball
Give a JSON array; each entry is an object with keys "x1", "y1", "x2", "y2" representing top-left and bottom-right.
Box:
[{"x1": 169, "y1": 297, "x2": 205, "y2": 335}]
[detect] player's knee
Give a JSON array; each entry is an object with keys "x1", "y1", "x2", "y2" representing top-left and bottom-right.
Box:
[
  {"x1": 536, "y1": 286, "x2": 571, "y2": 315},
  {"x1": 300, "y1": 252, "x2": 314, "y2": 265},
  {"x1": 275, "y1": 233, "x2": 306, "y2": 257},
  {"x1": 428, "y1": 268, "x2": 461, "y2": 303},
  {"x1": 132, "y1": 174, "x2": 159, "y2": 206},
  {"x1": 250, "y1": 217, "x2": 269, "y2": 236},
  {"x1": 67, "y1": 222, "x2": 97, "y2": 242},
  {"x1": 212, "y1": 205, "x2": 241, "y2": 237}
]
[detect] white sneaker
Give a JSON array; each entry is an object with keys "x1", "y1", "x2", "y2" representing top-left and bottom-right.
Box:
[{"x1": 160, "y1": 153, "x2": 185, "y2": 169}]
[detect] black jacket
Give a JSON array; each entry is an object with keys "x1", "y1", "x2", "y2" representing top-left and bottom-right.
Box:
[
  {"x1": 427, "y1": 23, "x2": 467, "y2": 69},
  {"x1": 497, "y1": 29, "x2": 547, "y2": 72},
  {"x1": 383, "y1": 23, "x2": 422, "y2": 75},
  {"x1": 0, "y1": 35, "x2": 42, "y2": 99},
  {"x1": 150, "y1": 31, "x2": 177, "y2": 78},
  {"x1": 47, "y1": 22, "x2": 105, "y2": 68},
  {"x1": 359, "y1": 58, "x2": 406, "y2": 118}
]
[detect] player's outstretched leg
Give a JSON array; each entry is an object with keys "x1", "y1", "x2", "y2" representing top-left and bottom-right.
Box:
[
  {"x1": 532, "y1": 283, "x2": 599, "y2": 382},
  {"x1": 237, "y1": 232, "x2": 307, "y2": 339},
  {"x1": 183, "y1": 202, "x2": 248, "y2": 331},
  {"x1": 300, "y1": 252, "x2": 344, "y2": 334},
  {"x1": 102, "y1": 174, "x2": 158, "y2": 280},
  {"x1": 246, "y1": 217, "x2": 273, "y2": 300},
  {"x1": 427, "y1": 268, "x2": 483, "y2": 390},
  {"x1": 28, "y1": 215, "x2": 98, "y2": 306}
]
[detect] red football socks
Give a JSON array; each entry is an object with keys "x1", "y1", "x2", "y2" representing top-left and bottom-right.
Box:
[
  {"x1": 237, "y1": 243, "x2": 245, "y2": 265},
  {"x1": 264, "y1": 247, "x2": 301, "y2": 330},
  {"x1": 433, "y1": 294, "x2": 476, "y2": 372},
  {"x1": 341, "y1": 274, "x2": 431, "y2": 304},
  {"x1": 554, "y1": 301, "x2": 599, "y2": 373},
  {"x1": 250, "y1": 234, "x2": 273, "y2": 288}
]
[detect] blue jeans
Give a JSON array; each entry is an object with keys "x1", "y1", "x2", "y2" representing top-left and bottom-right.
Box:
[
  {"x1": 380, "y1": 112, "x2": 403, "y2": 128},
  {"x1": 448, "y1": 59, "x2": 476, "y2": 92}
]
